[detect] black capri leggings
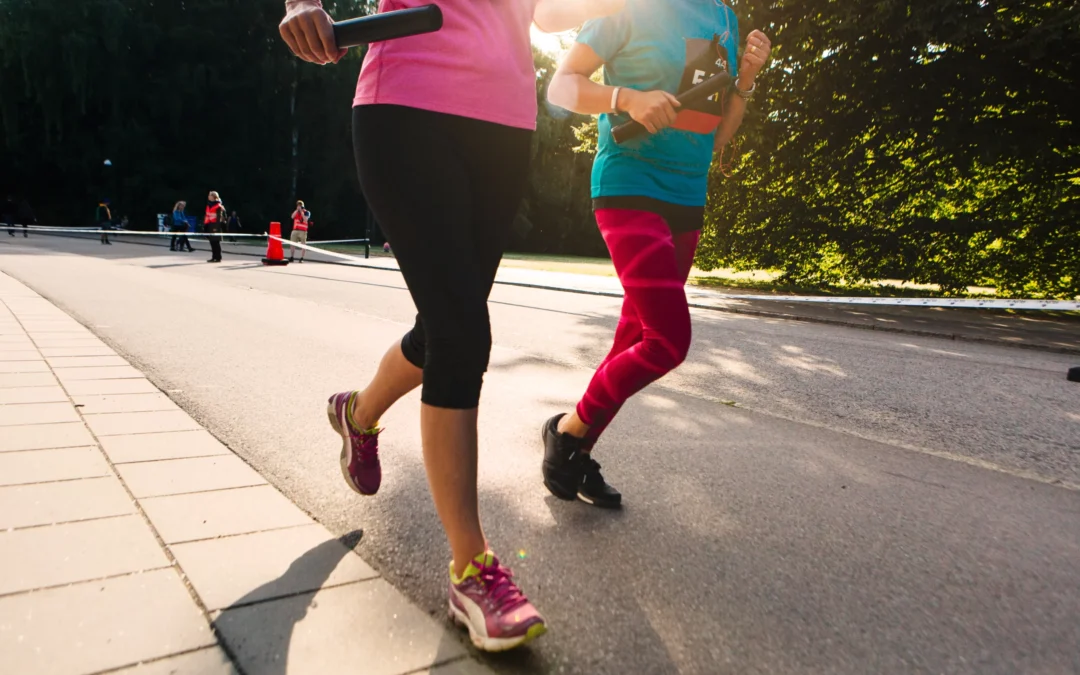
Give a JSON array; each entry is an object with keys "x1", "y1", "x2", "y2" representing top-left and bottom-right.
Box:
[{"x1": 353, "y1": 105, "x2": 532, "y2": 409}]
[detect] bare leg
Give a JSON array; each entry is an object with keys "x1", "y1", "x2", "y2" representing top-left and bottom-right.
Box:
[
  {"x1": 421, "y1": 404, "x2": 486, "y2": 577},
  {"x1": 557, "y1": 411, "x2": 590, "y2": 439},
  {"x1": 351, "y1": 341, "x2": 423, "y2": 430}
]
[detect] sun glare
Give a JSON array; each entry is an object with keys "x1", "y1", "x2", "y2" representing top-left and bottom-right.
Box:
[{"x1": 530, "y1": 24, "x2": 572, "y2": 56}]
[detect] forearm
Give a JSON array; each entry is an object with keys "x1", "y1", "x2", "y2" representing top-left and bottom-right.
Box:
[
  {"x1": 714, "y1": 74, "x2": 759, "y2": 151},
  {"x1": 548, "y1": 72, "x2": 629, "y2": 116},
  {"x1": 714, "y1": 93, "x2": 747, "y2": 151},
  {"x1": 534, "y1": 0, "x2": 613, "y2": 34}
]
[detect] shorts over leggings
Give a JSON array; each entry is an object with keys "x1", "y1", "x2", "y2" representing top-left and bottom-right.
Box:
[{"x1": 353, "y1": 105, "x2": 532, "y2": 409}]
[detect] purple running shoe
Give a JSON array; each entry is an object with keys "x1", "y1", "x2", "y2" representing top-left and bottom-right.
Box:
[
  {"x1": 327, "y1": 391, "x2": 382, "y2": 495},
  {"x1": 448, "y1": 551, "x2": 547, "y2": 652}
]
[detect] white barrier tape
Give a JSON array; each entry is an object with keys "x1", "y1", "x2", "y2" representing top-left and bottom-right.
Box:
[
  {"x1": 306, "y1": 238, "x2": 371, "y2": 245},
  {"x1": 23, "y1": 225, "x2": 267, "y2": 238},
  {"x1": 15, "y1": 230, "x2": 1078, "y2": 311},
  {"x1": 271, "y1": 236, "x2": 366, "y2": 262}
]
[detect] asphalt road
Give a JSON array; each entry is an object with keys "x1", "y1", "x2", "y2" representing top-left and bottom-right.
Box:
[{"x1": 3, "y1": 236, "x2": 1079, "y2": 675}]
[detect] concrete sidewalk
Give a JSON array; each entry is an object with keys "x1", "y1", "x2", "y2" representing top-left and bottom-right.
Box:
[{"x1": 0, "y1": 272, "x2": 486, "y2": 675}]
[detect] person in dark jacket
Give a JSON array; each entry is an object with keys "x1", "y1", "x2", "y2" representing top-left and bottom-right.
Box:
[
  {"x1": 95, "y1": 199, "x2": 113, "y2": 245},
  {"x1": 4, "y1": 195, "x2": 30, "y2": 237}
]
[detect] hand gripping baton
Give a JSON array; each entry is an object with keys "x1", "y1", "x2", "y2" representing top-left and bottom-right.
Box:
[{"x1": 611, "y1": 72, "x2": 734, "y2": 144}]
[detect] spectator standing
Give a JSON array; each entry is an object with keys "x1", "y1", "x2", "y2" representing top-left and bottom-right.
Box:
[
  {"x1": 3, "y1": 195, "x2": 26, "y2": 237},
  {"x1": 95, "y1": 199, "x2": 113, "y2": 245},
  {"x1": 170, "y1": 201, "x2": 193, "y2": 251},
  {"x1": 226, "y1": 210, "x2": 243, "y2": 243},
  {"x1": 203, "y1": 191, "x2": 226, "y2": 263},
  {"x1": 289, "y1": 200, "x2": 310, "y2": 263}
]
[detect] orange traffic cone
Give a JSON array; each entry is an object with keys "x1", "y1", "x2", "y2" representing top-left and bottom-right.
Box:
[{"x1": 262, "y1": 222, "x2": 288, "y2": 266}]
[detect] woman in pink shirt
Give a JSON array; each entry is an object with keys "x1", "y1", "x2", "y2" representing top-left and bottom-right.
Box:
[{"x1": 280, "y1": 0, "x2": 624, "y2": 651}]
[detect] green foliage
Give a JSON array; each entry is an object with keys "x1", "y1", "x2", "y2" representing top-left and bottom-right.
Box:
[
  {"x1": 700, "y1": 0, "x2": 1079, "y2": 298},
  {"x1": 514, "y1": 48, "x2": 604, "y2": 256}
]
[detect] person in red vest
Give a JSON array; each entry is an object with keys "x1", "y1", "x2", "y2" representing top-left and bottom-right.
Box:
[
  {"x1": 289, "y1": 200, "x2": 310, "y2": 263},
  {"x1": 203, "y1": 191, "x2": 226, "y2": 263}
]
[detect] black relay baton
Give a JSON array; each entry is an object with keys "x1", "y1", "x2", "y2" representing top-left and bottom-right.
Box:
[
  {"x1": 333, "y1": 4, "x2": 443, "y2": 49},
  {"x1": 611, "y1": 71, "x2": 734, "y2": 144}
]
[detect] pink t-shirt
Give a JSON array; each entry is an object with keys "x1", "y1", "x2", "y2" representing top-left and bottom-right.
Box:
[{"x1": 353, "y1": 0, "x2": 538, "y2": 131}]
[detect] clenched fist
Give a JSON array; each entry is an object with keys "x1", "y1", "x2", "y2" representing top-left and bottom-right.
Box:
[
  {"x1": 279, "y1": 0, "x2": 347, "y2": 65},
  {"x1": 739, "y1": 30, "x2": 772, "y2": 82}
]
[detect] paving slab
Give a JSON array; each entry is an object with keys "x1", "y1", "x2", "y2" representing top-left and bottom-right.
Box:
[
  {"x1": 47, "y1": 355, "x2": 128, "y2": 368},
  {"x1": 0, "y1": 350, "x2": 41, "y2": 361},
  {"x1": 72, "y1": 392, "x2": 179, "y2": 414},
  {"x1": 0, "y1": 568, "x2": 215, "y2": 675},
  {"x1": 54, "y1": 365, "x2": 144, "y2": 381},
  {"x1": 84, "y1": 410, "x2": 201, "y2": 436},
  {"x1": 170, "y1": 524, "x2": 377, "y2": 610},
  {"x1": 39, "y1": 346, "x2": 117, "y2": 357},
  {"x1": 0, "y1": 401, "x2": 80, "y2": 426},
  {"x1": 100, "y1": 429, "x2": 232, "y2": 463},
  {"x1": 0, "y1": 371, "x2": 57, "y2": 388},
  {"x1": 214, "y1": 579, "x2": 468, "y2": 675},
  {"x1": 64, "y1": 378, "x2": 160, "y2": 395},
  {"x1": 106, "y1": 646, "x2": 239, "y2": 675},
  {"x1": 0, "y1": 385, "x2": 69, "y2": 404},
  {"x1": 0, "y1": 421, "x2": 94, "y2": 452},
  {"x1": 29, "y1": 338, "x2": 109, "y2": 349},
  {"x1": 0, "y1": 477, "x2": 134, "y2": 529},
  {"x1": 117, "y1": 455, "x2": 267, "y2": 498},
  {"x1": 0, "y1": 447, "x2": 111, "y2": 486},
  {"x1": 21, "y1": 322, "x2": 89, "y2": 333},
  {"x1": 0, "y1": 515, "x2": 170, "y2": 595},
  {"x1": 0, "y1": 359, "x2": 48, "y2": 373},
  {"x1": 141, "y1": 486, "x2": 314, "y2": 544}
]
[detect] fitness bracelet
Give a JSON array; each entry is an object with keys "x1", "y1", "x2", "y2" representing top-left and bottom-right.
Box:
[
  {"x1": 734, "y1": 78, "x2": 755, "y2": 102},
  {"x1": 611, "y1": 86, "x2": 622, "y2": 113}
]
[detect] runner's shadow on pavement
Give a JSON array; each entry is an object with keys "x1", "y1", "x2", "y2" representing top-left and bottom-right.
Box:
[{"x1": 213, "y1": 530, "x2": 365, "y2": 675}]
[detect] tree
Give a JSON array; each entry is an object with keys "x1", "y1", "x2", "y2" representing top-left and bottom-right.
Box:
[{"x1": 698, "y1": 0, "x2": 1079, "y2": 297}]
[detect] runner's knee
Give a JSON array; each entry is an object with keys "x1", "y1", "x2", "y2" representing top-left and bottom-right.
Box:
[{"x1": 420, "y1": 310, "x2": 492, "y2": 409}]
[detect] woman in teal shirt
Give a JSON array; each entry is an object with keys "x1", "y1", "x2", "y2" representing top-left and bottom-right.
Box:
[{"x1": 542, "y1": 0, "x2": 772, "y2": 507}]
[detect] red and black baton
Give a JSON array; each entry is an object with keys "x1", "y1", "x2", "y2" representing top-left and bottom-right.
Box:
[{"x1": 611, "y1": 71, "x2": 734, "y2": 144}]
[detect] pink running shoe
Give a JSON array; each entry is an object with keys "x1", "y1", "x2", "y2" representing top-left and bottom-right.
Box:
[
  {"x1": 448, "y1": 552, "x2": 547, "y2": 652},
  {"x1": 327, "y1": 391, "x2": 382, "y2": 495}
]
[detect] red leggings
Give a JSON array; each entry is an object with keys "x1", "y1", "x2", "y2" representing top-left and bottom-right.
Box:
[{"x1": 577, "y1": 209, "x2": 700, "y2": 446}]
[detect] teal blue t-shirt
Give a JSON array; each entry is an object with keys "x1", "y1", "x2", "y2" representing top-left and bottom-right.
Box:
[{"x1": 578, "y1": 0, "x2": 740, "y2": 207}]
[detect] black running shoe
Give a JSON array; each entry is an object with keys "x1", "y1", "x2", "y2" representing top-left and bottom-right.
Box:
[
  {"x1": 541, "y1": 414, "x2": 622, "y2": 508},
  {"x1": 577, "y1": 455, "x2": 621, "y2": 508}
]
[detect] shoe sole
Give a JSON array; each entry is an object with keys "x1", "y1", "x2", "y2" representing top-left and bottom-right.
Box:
[
  {"x1": 448, "y1": 603, "x2": 547, "y2": 652},
  {"x1": 576, "y1": 490, "x2": 622, "y2": 509},
  {"x1": 326, "y1": 399, "x2": 369, "y2": 496}
]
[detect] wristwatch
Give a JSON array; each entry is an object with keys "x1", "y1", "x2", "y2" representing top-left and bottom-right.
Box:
[{"x1": 734, "y1": 78, "x2": 755, "y2": 102}]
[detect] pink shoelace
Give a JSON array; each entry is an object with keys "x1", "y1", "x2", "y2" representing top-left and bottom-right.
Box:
[{"x1": 474, "y1": 559, "x2": 528, "y2": 613}]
